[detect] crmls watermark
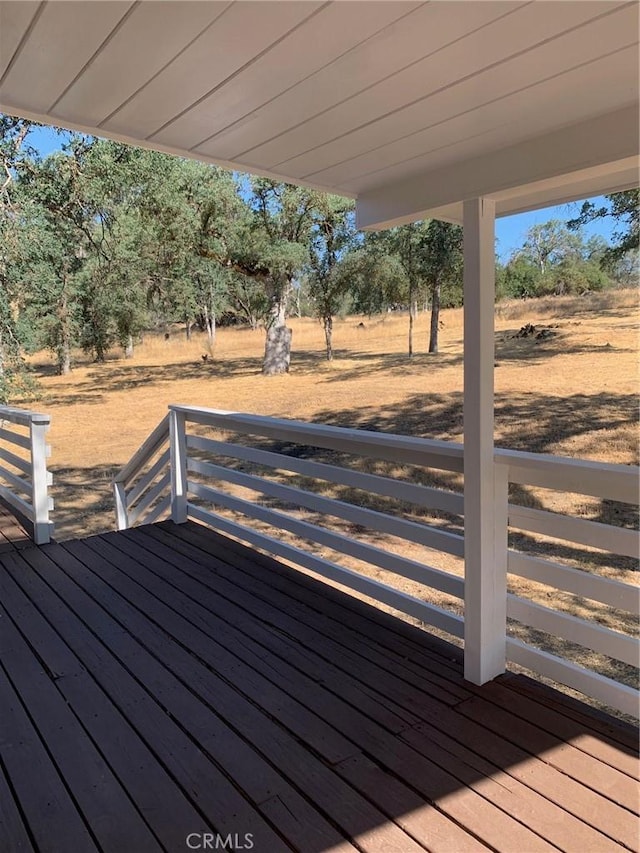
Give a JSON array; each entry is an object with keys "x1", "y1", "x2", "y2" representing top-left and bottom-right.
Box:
[{"x1": 186, "y1": 832, "x2": 254, "y2": 850}]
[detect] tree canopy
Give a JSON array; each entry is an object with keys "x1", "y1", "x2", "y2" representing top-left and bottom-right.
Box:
[{"x1": 0, "y1": 117, "x2": 635, "y2": 400}]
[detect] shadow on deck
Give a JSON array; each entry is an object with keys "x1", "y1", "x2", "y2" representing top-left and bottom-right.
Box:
[
  {"x1": 0, "y1": 520, "x2": 637, "y2": 853},
  {"x1": 0, "y1": 501, "x2": 38, "y2": 554}
]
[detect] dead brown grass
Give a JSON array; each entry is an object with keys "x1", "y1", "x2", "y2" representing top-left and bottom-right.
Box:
[{"x1": 25, "y1": 287, "x2": 637, "y2": 539}]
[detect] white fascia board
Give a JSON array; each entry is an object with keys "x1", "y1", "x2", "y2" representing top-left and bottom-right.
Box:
[
  {"x1": 492, "y1": 159, "x2": 639, "y2": 218},
  {"x1": 356, "y1": 104, "x2": 639, "y2": 230}
]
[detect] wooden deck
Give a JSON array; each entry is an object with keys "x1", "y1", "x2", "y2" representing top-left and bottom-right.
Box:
[
  {"x1": 0, "y1": 499, "x2": 35, "y2": 553},
  {"x1": 0, "y1": 520, "x2": 637, "y2": 853}
]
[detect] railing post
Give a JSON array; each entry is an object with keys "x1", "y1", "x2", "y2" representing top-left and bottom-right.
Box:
[
  {"x1": 29, "y1": 417, "x2": 52, "y2": 545},
  {"x1": 494, "y1": 457, "x2": 509, "y2": 647},
  {"x1": 463, "y1": 196, "x2": 506, "y2": 684},
  {"x1": 169, "y1": 408, "x2": 188, "y2": 523},
  {"x1": 113, "y1": 480, "x2": 129, "y2": 530}
]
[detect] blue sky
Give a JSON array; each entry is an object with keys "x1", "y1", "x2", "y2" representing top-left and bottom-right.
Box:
[{"x1": 25, "y1": 125, "x2": 616, "y2": 260}]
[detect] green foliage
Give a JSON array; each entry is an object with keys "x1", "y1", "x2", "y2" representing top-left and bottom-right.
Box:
[
  {"x1": 420, "y1": 220, "x2": 464, "y2": 305},
  {"x1": 306, "y1": 196, "x2": 355, "y2": 358},
  {"x1": 336, "y1": 219, "x2": 462, "y2": 353},
  {"x1": 501, "y1": 219, "x2": 618, "y2": 299},
  {"x1": 568, "y1": 189, "x2": 639, "y2": 264},
  {"x1": 500, "y1": 255, "x2": 544, "y2": 299},
  {"x1": 1, "y1": 112, "x2": 634, "y2": 389},
  {"x1": 338, "y1": 245, "x2": 406, "y2": 315}
]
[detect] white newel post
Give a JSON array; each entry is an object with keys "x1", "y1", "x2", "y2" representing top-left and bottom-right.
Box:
[
  {"x1": 463, "y1": 197, "x2": 507, "y2": 684},
  {"x1": 114, "y1": 481, "x2": 128, "y2": 531},
  {"x1": 169, "y1": 408, "x2": 188, "y2": 523},
  {"x1": 30, "y1": 416, "x2": 52, "y2": 545}
]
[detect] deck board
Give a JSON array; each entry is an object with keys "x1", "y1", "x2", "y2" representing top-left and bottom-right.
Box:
[
  {"x1": 0, "y1": 500, "x2": 33, "y2": 552},
  {"x1": 0, "y1": 519, "x2": 637, "y2": 853},
  {"x1": 137, "y1": 522, "x2": 638, "y2": 852},
  {"x1": 75, "y1": 535, "x2": 555, "y2": 853}
]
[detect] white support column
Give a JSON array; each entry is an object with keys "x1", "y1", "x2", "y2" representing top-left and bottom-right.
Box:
[
  {"x1": 169, "y1": 408, "x2": 188, "y2": 524},
  {"x1": 29, "y1": 418, "x2": 52, "y2": 545},
  {"x1": 463, "y1": 197, "x2": 506, "y2": 684}
]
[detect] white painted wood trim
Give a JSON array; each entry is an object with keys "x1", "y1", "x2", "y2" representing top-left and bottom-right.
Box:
[
  {"x1": 187, "y1": 458, "x2": 464, "y2": 556},
  {"x1": 114, "y1": 414, "x2": 170, "y2": 487},
  {"x1": 114, "y1": 481, "x2": 128, "y2": 531},
  {"x1": 169, "y1": 409, "x2": 188, "y2": 524},
  {"x1": 506, "y1": 637, "x2": 639, "y2": 719},
  {"x1": 507, "y1": 594, "x2": 639, "y2": 667},
  {"x1": 129, "y1": 472, "x2": 171, "y2": 527},
  {"x1": 187, "y1": 503, "x2": 465, "y2": 639},
  {"x1": 29, "y1": 420, "x2": 51, "y2": 545},
  {"x1": 0, "y1": 484, "x2": 33, "y2": 522},
  {"x1": 187, "y1": 434, "x2": 464, "y2": 515},
  {"x1": 141, "y1": 493, "x2": 171, "y2": 526},
  {"x1": 0, "y1": 445, "x2": 31, "y2": 474},
  {"x1": 187, "y1": 478, "x2": 464, "y2": 598},
  {"x1": 507, "y1": 551, "x2": 640, "y2": 614},
  {"x1": 508, "y1": 504, "x2": 639, "y2": 559},
  {"x1": 496, "y1": 448, "x2": 639, "y2": 505},
  {"x1": 0, "y1": 427, "x2": 30, "y2": 450},
  {"x1": 463, "y1": 197, "x2": 505, "y2": 685},
  {"x1": 0, "y1": 466, "x2": 32, "y2": 498},
  {"x1": 356, "y1": 106, "x2": 639, "y2": 229},
  {"x1": 171, "y1": 404, "x2": 465, "y2": 472},
  {"x1": 127, "y1": 448, "x2": 171, "y2": 508},
  {"x1": 0, "y1": 406, "x2": 50, "y2": 427}
]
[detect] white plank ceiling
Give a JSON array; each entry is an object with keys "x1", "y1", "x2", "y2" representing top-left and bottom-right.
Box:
[{"x1": 0, "y1": 1, "x2": 638, "y2": 227}]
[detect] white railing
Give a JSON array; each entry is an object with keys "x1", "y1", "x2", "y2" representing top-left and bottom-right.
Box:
[
  {"x1": 115, "y1": 404, "x2": 466, "y2": 637},
  {"x1": 112, "y1": 413, "x2": 171, "y2": 530},
  {"x1": 496, "y1": 449, "x2": 639, "y2": 718},
  {"x1": 0, "y1": 405, "x2": 54, "y2": 544},
  {"x1": 114, "y1": 404, "x2": 639, "y2": 717}
]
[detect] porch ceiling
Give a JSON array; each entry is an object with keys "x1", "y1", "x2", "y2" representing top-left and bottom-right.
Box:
[{"x1": 0, "y1": 1, "x2": 638, "y2": 228}]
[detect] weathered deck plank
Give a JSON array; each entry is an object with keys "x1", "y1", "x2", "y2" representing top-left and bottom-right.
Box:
[
  {"x1": 0, "y1": 590, "x2": 162, "y2": 853},
  {"x1": 0, "y1": 519, "x2": 637, "y2": 853},
  {"x1": 139, "y1": 522, "x2": 637, "y2": 852},
  {"x1": 0, "y1": 500, "x2": 33, "y2": 552},
  {"x1": 74, "y1": 533, "x2": 532, "y2": 853}
]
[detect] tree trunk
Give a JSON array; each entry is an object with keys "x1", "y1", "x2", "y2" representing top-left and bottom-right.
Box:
[
  {"x1": 323, "y1": 314, "x2": 333, "y2": 361},
  {"x1": 428, "y1": 280, "x2": 441, "y2": 353},
  {"x1": 0, "y1": 332, "x2": 5, "y2": 386},
  {"x1": 59, "y1": 337, "x2": 71, "y2": 374},
  {"x1": 263, "y1": 278, "x2": 293, "y2": 375},
  {"x1": 58, "y1": 282, "x2": 71, "y2": 375},
  {"x1": 124, "y1": 334, "x2": 134, "y2": 358},
  {"x1": 292, "y1": 285, "x2": 301, "y2": 318},
  {"x1": 205, "y1": 310, "x2": 215, "y2": 347},
  {"x1": 408, "y1": 294, "x2": 417, "y2": 357},
  {"x1": 185, "y1": 319, "x2": 193, "y2": 341},
  {"x1": 205, "y1": 284, "x2": 216, "y2": 349}
]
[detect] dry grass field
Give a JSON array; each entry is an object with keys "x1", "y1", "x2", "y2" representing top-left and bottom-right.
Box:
[
  {"x1": 18, "y1": 287, "x2": 639, "y2": 712},
  {"x1": 27, "y1": 287, "x2": 638, "y2": 539}
]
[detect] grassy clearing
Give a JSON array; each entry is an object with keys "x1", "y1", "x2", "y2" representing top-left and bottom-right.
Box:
[{"x1": 27, "y1": 287, "x2": 638, "y2": 537}]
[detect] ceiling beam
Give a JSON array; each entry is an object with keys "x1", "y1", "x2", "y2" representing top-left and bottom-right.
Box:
[{"x1": 356, "y1": 104, "x2": 639, "y2": 229}]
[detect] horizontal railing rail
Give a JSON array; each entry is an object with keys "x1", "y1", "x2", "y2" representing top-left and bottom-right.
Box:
[
  {"x1": 496, "y1": 448, "x2": 639, "y2": 718},
  {"x1": 0, "y1": 405, "x2": 53, "y2": 544},
  {"x1": 171, "y1": 405, "x2": 465, "y2": 638},
  {"x1": 114, "y1": 405, "x2": 639, "y2": 718},
  {"x1": 112, "y1": 414, "x2": 171, "y2": 529},
  {"x1": 170, "y1": 405, "x2": 465, "y2": 471}
]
